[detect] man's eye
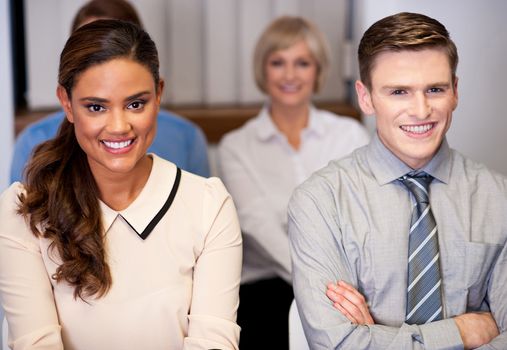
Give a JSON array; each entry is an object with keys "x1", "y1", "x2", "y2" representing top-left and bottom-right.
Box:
[
  {"x1": 428, "y1": 87, "x2": 444, "y2": 93},
  {"x1": 391, "y1": 90, "x2": 406, "y2": 95},
  {"x1": 87, "y1": 104, "x2": 105, "y2": 112}
]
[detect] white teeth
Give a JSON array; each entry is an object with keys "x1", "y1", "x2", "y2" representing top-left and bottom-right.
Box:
[
  {"x1": 281, "y1": 84, "x2": 299, "y2": 92},
  {"x1": 103, "y1": 140, "x2": 133, "y2": 149},
  {"x1": 401, "y1": 124, "x2": 433, "y2": 134}
]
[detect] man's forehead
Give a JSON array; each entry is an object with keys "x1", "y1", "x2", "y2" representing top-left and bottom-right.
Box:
[{"x1": 370, "y1": 49, "x2": 453, "y2": 88}]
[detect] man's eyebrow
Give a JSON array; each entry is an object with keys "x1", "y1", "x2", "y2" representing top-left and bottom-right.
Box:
[
  {"x1": 381, "y1": 82, "x2": 452, "y2": 90},
  {"x1": 381, "y1": 85, "x2": 411, "y2": 90},
  {"x1": 426, "y1": 82, "x2": 452, "y2": 88}
]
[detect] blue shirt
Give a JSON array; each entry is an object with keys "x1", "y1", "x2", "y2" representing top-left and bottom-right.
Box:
[
  {"x1": 288, "y1": 134, "x2": 507, "y2": 349},
  {"x1": 10, "y1": 109, "x2": 210, "y2": 182}
]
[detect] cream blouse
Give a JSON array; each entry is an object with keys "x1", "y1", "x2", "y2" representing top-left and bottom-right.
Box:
[{"x1": 0, "y1": 154, "x2": 242, "y2": 350}]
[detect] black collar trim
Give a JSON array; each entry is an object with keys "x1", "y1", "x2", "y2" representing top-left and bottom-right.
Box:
[{"x1": 121, "y1": 167, "x2": 182, "y2": 240}]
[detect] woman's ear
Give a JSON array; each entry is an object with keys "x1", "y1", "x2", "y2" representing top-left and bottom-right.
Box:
[
  {"x1": 156, "y1": 79, "x2": 165, "y2": 107},
  {"x1": 355, "y1": 80, "x2": 375, "y2": 116},
  {"x1": 56, "y1": 85, "x2": 74, "y2": 123}
]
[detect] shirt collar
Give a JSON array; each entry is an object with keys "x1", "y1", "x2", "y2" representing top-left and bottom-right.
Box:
[
  {"x1": 255, "y1": 106, "x2": 279, "y2": 141},
  {"x1": 366, "y1": 132, "x2": 452, "y2": 186},
  {"x1": 306, "y1": 105, "x2": 326, "y2": 137},
  {"x1": 99, "y1": 154, "x2": 178, "y2": 237},
  {"x1": 419, "y1": 139, "x2": 452, "y2": 184},
  {"x1": 255, "y1": 104, "x2": 324, "y2": 141}
]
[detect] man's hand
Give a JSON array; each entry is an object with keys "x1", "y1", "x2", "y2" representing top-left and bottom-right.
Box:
[
  {"x1": 326, "y1": 280, "x2": 374, "y2": 325},
  {"x1": 454, "y1": 312, "x2": 499, "y2": 349}
]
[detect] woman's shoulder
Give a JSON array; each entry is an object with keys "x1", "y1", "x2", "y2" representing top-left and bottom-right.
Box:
[
  {"x1": 315, "y1": 108, "x2": 370, "y2": 140},
  {"x1": 0, "y1": 182, "x2": 25, "y2": 210},
  {"x1": 151, "y1": 152, "x2": 228, "y2": 199},
  {"x1": 0, "y1": 183, "x2": 39, "y2": 246},
  {"x1": 178, "y1": 169, "x2": 229, "y2": 201},
  {"x1": 218, "y1": 112, "x2": 264, "y2": 148},
  {"x1": 316, "y1": 108, "x2": 364, "y2": 128}
]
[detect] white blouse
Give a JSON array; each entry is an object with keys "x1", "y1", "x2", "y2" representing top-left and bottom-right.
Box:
[
  {"x1": 217, "y1": 106, "x2": 370, "y2": 284},
  {"x1": 0, "y1": 154, "x2": 242, "y2": 350}
]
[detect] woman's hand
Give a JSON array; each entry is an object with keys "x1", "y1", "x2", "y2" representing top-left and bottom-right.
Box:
[{"x1": 326, "y1": 280, "x2": 374, "y2": 325}]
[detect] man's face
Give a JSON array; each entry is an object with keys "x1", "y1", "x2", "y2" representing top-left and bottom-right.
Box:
[{"x1": 356, "y1": 48, "x2": 458, "y2": 169}]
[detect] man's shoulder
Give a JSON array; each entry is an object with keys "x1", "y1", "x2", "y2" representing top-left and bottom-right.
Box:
[
  {"x1": 296, "y1": 146, "x2": 370, "y2": 195},
  {"x1": 450, "y1": 149, "x2": 507, "y2": 190}
]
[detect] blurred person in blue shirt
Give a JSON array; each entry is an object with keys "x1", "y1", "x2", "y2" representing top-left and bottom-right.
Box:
[{"x1": 11, "y1": 0, "x2": 210, "y2": 183}]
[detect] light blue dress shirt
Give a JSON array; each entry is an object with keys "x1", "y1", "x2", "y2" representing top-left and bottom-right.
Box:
[
  {"x1": 10, "y1": 109, "x2": 210, "y2": 183},
  {"x1": 288, "y1": 134, "x2": 507, "y2": 349}
]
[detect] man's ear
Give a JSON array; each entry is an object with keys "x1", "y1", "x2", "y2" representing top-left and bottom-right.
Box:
[
  {"x1": 56, "y1": 85, "x2": 74, "y2": 123},
  {"x1": 355, "y1": 80, "x2": 375, "y2": 116},
  {"x1": 452, "y1": 76, "x2": 459, "y2": 111}
]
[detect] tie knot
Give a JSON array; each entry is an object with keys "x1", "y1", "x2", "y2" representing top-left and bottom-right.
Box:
[{"x1": 399, "y1": 172, "x2": 433, "y2": 203}]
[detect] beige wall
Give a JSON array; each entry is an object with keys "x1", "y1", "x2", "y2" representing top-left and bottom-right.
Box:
[{"x1": 24, "y1": 0, "x2": 350, "y2": 108}]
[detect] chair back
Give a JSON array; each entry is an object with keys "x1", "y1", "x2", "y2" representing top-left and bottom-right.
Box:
[{"x1": 288, "y1": 299, "x2": 310, "y2": 350}]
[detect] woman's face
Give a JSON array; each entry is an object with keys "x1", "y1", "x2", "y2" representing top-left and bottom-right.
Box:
[
  {"x1": 58, "y1": 58, "x2": 163, "y2": 179},
  {"x1": 264, "y1": 40, "x2": 318, "y2": 110}
]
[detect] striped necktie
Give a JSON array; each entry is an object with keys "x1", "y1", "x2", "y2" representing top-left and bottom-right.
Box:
[{"x1": 399, "y1": 172, "x2": 443, "y2": 324}]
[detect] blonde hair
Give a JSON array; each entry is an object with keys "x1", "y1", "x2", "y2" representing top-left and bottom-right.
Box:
[{"x1": 253, "y1": 16, "x2": 329, "y2": 94}]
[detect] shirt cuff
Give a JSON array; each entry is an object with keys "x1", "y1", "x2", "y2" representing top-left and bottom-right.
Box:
[{"x1": 420, "y1": 318, "x2": 463, "y2": 350}]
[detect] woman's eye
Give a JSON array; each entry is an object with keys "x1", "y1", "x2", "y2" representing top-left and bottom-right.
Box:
[
  {"x1": 128, "y1": 101, "x2": 145, "y2": 110},
  {"x1": 269, "y1": 59, "x2": 284, "y2": 67},
  {"x1": 87, "y1": 104, "x2": 105, "y2": 112},
  {"x1": 296, "y1": 60, "x2": 311, "y2": 67}
]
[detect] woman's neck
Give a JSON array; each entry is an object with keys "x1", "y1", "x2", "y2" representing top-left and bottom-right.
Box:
[
  {"x1": 93, "y1": 155, "x2": 153, "y2": 211},
  {"x1": 269, "y1": 102, "x2": 310, "y2": 150}
]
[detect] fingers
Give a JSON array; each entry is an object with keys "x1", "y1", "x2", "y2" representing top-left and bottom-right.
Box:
[
  {"x1": 326, "y1": 281, "x2": 374, "y2": 325},
  {"x1": 327, "y1": 287, "x2": 363, "y2": 323},
  {"x1": 333, "y1": 298, "x2": 360, "y2": 324},
  {"x1": 454, "y1": 312, "x2": 499, "y2": 349}
]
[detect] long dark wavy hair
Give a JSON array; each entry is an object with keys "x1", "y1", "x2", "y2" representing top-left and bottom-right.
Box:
[{"x1": 17, "y1": 19, "x2": 160, "y2": 300}]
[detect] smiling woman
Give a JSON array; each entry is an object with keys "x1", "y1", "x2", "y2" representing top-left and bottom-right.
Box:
[
  {"x1": 0, "y1": 20, "x2": 241, "y2": 350},
  {"x1": 58, "y1": 57, "x2": 161, "y2": 208}
]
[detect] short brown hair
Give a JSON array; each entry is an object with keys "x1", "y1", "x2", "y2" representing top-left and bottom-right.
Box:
[
  {"x1": 253, "y1": 16, "x2": 329, "y2": 94},
  {"x1": 358, "y1": 12, "x2": 458, "y2": 89}
]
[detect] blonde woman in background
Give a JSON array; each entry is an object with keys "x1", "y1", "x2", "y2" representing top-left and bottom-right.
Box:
[{"x1": 217, "y1": 16, "x2": 370, "y2": 350}]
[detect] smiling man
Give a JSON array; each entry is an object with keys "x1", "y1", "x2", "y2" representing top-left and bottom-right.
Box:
[{"x1": 288, "y1": 12, "x2": 507, "y2": 349}]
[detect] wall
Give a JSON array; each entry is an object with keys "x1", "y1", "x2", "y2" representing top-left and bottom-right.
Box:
[
  {"x1": 0, "y1": 0, "x2": 14, "y2": 192},
  {"x1": 24, "y1": 0, "x2": 349, "y2": 109},
  {"x1": 354, "y1": 0, "x2": 507, "y2": 175},
  {"x1": 0, "y1": 0, "x2": 14, "y2": 341}
]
